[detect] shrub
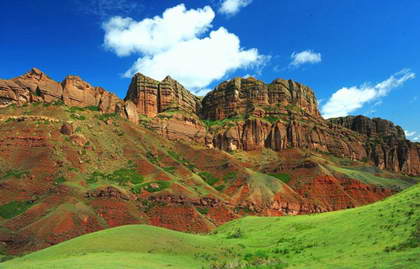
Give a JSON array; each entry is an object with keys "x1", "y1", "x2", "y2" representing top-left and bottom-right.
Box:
[
  {"x1": 168, "y1": 150, "x2": 195, "y2": 170},
  {"x1": 269, "y1": 173, "x2": 291, "y2": 183},
  {"x1": 198, "y1": 172, "x2": 219, "y2": 186},
  {"x1": 146, "y1": 152, "x2": 159, "y2": 165},
  {"x1": 223, "y1": 172, "x2": 236, "y2": 181},
  {"x1": 197, "y1": 207, "x2": 209, "y2": 215},
  {"x1": 86, "y1": 106, "x2": 99, "y2": 111},
  {"x1": 1, "y1": 169, "x2": 29, "y2": 180},
  {"x1": 215, "y1": 185, "x2": 226, "y2": 192},
  {"x1": 163, "y1": 166, "x2": 176, "y2": 174},
  {"x1": 54, "y1": 176, "x2": 66, "y2": 185},
  {"x1": 95, "y1": 113, "x2": 118, "y2": 122},
  {"x1": 264, "y1": 116, "x2": 281, "y2": 124},
  {"x1": 0, "y1": 201, "x2": 33, "y2": 219}
]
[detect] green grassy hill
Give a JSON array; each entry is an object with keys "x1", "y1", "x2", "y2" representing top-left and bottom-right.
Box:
[{"x1": 2, "y1": 184, "x2": 419, "y2": 269}]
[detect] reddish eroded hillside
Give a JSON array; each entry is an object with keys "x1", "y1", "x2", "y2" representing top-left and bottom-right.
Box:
[{"x1": 0, "y1": 69, "x2": 418, "y2": 257}]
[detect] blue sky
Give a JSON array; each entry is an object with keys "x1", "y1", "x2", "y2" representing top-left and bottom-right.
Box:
[{"x1": 0, "y1": 0, "x2": 419, "y2": 140}]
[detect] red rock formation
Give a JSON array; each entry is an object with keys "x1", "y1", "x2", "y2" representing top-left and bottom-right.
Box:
[
  {"x1": 329, "y1": 115, "x2": 420, "y2": 175},
  {"x1": 201, "y1": 77, "x2": 420, "y2": 176},
  {"x1": 125, "y1": 73, "x2": 201, "y2": 117},
  {"x1": 201, "y1": 77, "x2": 320, "y2": 121},
  {"x1": 0, "y1": 68, "x2": 140, "y2": 122}
]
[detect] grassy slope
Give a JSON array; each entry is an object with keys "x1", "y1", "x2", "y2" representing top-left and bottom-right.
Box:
[{"x1": 3, "y1": 184, "x2": 419, "y2": 269}]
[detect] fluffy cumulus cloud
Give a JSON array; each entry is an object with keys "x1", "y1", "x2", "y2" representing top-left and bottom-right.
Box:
[
  {"x1": 321, "y1": 69, "x2": 415, "y2": 119},
  {"x1": 290, "y1": 50, "x2": 322, "y2": 67},
  {"x1": 219, "y1": 0, "x2": 252, "y2": 15},
  {"x1": 103, "y1": 4, "x2": 265, "y2": 91}
]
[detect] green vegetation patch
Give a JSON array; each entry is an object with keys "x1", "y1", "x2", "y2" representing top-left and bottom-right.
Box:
[
  {"x1": 95, "y1": 112, "x2": 118, "y2": 122},
  {"x1": 54, "y1": 176, "x2": 66, "y2": 185},
  {"x1": 1, "y1": 169, "x2": 29, "y2": 180},
  {"x1": 202, "y1": 115, "x2": 244, "y2": 128},
  {"x1": 168, "y1": 150, "x2": 195, "y2": 170},
  {"x1": 328, "y1": 165, "x2": 414, "y2": 190},
  {"x1": 87, "y1": 166, "x2": 144, "y2": 186},
  {"x1": 0, "y1": 201, "x2": 33, "y2": 219},
  {"x1": 197, "y1": 207, "x2": 209, "y2": 215},
  {"x1": 223, "y1": 172, "x2": 236, "y2": 182},
  {"x1": 268, "y1": 173, "x2": 291, "y2": 183},
  {"x1": 198, "y1": 172, "x2": 220, "y2": 186},
  {"x1": 162, "y1": 166, "x2": 176, "y2": 174}
]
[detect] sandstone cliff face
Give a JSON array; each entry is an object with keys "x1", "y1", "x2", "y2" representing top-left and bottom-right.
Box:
[
  {"x1": 201, "y1": 77, "x2": 320, "y2": 121},
  {"x1": 125, "y1": 73, "x2": 201, "y2": 117},
  {"x1": 202, "y1": 78, "x2": 419, "y2": 176},
  {"x1": 0, "y1": 68, "x2": 142, "y2": 123},
  {"x1": 329, "y1": 116, "x2": 420, "y2": 175}
]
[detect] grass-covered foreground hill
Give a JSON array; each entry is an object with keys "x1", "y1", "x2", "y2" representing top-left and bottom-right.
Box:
[{"x1": 2, "y1": 183, "x2": 419, "y2": 269}]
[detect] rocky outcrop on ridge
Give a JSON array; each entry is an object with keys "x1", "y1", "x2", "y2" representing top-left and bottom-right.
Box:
[
  {"x1": 0, "y1": 68, "x2": 142, "y2": 123},
  {"x1": 329, "y1": 115, "x2": 420, "y2": 175},
  {"x1": 125, "y1": 73, "x2": 201, "y2": 117},
  {"x1": 1, "y1": 69, "x2": 419, "y2": 175},
  {"x1": 201, "y1": 77, "x2": 320, "y2": 120}
]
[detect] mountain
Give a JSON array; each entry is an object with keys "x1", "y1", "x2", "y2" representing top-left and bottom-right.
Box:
[
  {"x1": 0, "y1": 68, "x2": 419, "y2": 257},
  {"x1": 2, "y1": 182, "x2": 419, "y2": 268}
]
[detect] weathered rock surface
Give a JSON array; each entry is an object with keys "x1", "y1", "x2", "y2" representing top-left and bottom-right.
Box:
[
  {"x1": 0, "y1": 68, "x2": 137, "y2": 123},
  {"x1": 125, "y1": 73, "x2": 201, "y2": 117},
  {"x1": 1, "y1": 69, "x2": 418, "y2": 176},
  {"x1": 201, "y1": 77, "x2": 320, "y2": 120},
  {"x1": 201, "y1": 77, "x2": 420, "y2": 176},
  {"x1": 147, "y1": 113, "x2": 208, "y2": 144},
  {"x1": 329, "y1": 115, "x2": 420, "y2": 175}
]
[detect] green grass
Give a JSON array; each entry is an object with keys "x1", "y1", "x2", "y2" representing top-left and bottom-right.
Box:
[
  {"x1": 328, "y1": 165, "x2": 414, "y2": 189},
  {"x1": 0, "y1": 201, "x2": 34, "y2": 219},
  {"x1": 0, "y1": 169, "x2": 29, "y2": 180},
  {"x1": 5, "y1": 184, "x2": 418, "y2": 268},
  {"x1": 198, "y1": 171, "x2": 220, "y2": 186},
  {"x1": 86, "y1": 168, "x2": 144, "y2": 186},
  {"x1": 268, "y1": 173, "x2": 291, "y2": 183},
  {"x1": 202, "y1": 115, "x2": 244, "y2": 128}
]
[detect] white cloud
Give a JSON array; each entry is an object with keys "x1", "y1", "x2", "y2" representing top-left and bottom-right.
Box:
[
  {"x1": 103, "y1": 4, "x2": 266, "y2": 91},
  {"x1": 321, "y1": 69, "x2": 416, "y2": 119},
  {"x1": 219, "y1": 0, "x2": 252, "y2": 15},
  {"x1": 290, "y1": 50, "x2": 322, "y2": 67},
  {"x1": 103, "y1": 5, "x2": 215, "y2": 56},
  {"x1": 413, "y1": 136, "x2": 420, "y2": 142},
  {"x1": 405, "y1": 130, "x2": 416, "y2": 137}
]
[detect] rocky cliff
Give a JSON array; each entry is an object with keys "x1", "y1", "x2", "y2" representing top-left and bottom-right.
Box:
[
  {"x1": 329, "y1": 116, "x2": 420, "y2": 175},
  {"x1": 125, "y1": 73, "x2": 201, "y2": 117},
  {"x1": 201, "y1": 77, "x2": 420, "y2": 176},
  {"x1": 0, "y1": 68, "x2": 146, "y2": 123},
  {"x1": 201, "y1": 77, "x2": 320, "y2": 120},
  {"x1": 1, "y1": 69, "x2": 419, "y2": 176}
]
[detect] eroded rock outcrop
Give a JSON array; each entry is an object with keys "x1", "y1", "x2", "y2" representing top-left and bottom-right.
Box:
[
  {"x1": 201, "y1": 77, "x2": 320, "y2": 120},
  {"x1": 0, "y1": 68, "x2": 139, "y2": 123},
  {"x1": 329, "y1": 115, "x2": 420, "y2": 175},
  {"x1": 125, "y1": 73, "x2": 201, "y2": 117},
  {"x1": 201, "y1": 78, "x2": 420, "y2": 175}
]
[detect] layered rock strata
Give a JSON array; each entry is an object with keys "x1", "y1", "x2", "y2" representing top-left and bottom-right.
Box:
[{"x1": 125, "y1": 73, "x2": 201, "y2": 117}]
